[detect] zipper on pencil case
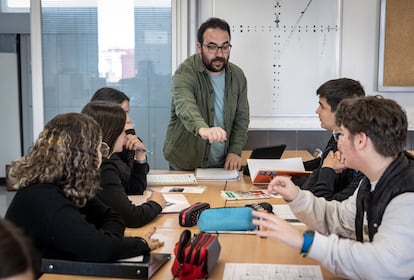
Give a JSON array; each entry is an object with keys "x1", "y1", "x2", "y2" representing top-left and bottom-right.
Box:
[
  {"x1": 194, "y1": 234, "x2": 214, "y2": 265},
  {"x1": 181, "y1": 202, "x2": 202, "y2": 225},
  {"x1": 185, "y1": 234, "x2": 204, "y2": 263}
]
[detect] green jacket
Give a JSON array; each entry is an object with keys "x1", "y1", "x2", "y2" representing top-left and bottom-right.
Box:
[{"x1": 163, "y1": 54, "x2": 249, "y2": 170}]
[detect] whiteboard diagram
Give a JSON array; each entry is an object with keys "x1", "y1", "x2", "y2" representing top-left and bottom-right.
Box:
[{"x1": 214, "y1": 0, "x2": 342, "y2": 129}]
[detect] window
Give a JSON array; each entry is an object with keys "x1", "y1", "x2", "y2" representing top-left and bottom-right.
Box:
[
  {"x1": 1, "y1": 0, "x2": 30, "y2": 13},
  {"x1": 41, "y1": 0, "x2": 172, "y2": 169}
]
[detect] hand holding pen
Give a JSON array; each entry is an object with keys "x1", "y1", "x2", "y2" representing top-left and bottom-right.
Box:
[{"x1": 124, "y1": 134, "x2": 151, "y2": 161}]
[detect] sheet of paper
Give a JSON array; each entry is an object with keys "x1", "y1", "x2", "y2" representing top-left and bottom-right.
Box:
[
  {"x1": 128, "y1": 191, "x2": 190, "y2": 213},
  {"x1": 146, "y1": 173, "x2": 197, "y2": 185},
  {"x1": 117, "y1": 255, "x2": 144, "y2": 263},
  {"x1": 223, "y1": 263, "x2": 323, "y2": 280},
  {"x1": 129, "y1": 193, "x2": 190, "y2": 214},
  {"x1": 272, "y1": 204, "x2": 304, "y2": 225},
  {"x1": 195, "y1": 168, "x2": 240, "y2": 181},
  {"x1": 160, "y1": 194, "x2": 191, "y2": 213}
]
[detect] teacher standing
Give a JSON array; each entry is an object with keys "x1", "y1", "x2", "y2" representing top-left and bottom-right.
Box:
[{"x1": 164, "y1": 17, "x2": 249, "y2": 171}]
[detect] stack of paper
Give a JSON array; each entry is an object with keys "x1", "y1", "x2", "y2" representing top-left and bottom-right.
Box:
[
  {"x1": 195, "y1": 168, "x2": 240, "y2": 181},
  {"x1": 146, "y1": 173, "x2": 197, "y2": 186}
]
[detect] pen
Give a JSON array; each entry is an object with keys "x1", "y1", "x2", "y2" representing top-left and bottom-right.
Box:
[{"x1": 136, "y1": 147, "x2": 153, "y2": 154}]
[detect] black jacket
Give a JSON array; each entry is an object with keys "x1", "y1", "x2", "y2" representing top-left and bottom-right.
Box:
[
  {"x1": 5, "y1": 183, "x2": 149, "y2": 262},
  {"x1": 98, "y1": 159, "x2": 162, "y2": 228},
  {"x1": 300, "y1": 136, "x2": 359, "y2": 201},
  {"x1": 356, "y1": 151, "x2": 414, "y2": 242}
]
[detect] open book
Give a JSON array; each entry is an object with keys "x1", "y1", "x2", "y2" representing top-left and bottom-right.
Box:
[{"x1": 247, "y1": 157, "x2": 311, "y2": 185}]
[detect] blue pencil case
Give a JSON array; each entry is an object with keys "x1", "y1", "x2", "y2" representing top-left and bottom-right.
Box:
[{"x1": 197, "y1": 207, "x2": 256, "y2": 232}]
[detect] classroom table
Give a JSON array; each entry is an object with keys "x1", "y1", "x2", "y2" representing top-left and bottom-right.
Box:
[{"x1": 40, "y1": 150, "x2": 344, "y2": 280}]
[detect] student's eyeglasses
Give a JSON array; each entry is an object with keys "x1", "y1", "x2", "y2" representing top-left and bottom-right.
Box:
[
  {"x1": 100, "y1": 142, "x2": 110, "y2": 158},
  {"x1": 332, "y1": 130, "x2": 343, "y2": 142},
  {"x1": 202, "y1": 43, "x2": 232, "y2": 54}
]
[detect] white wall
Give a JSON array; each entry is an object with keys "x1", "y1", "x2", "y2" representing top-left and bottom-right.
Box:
[{"x1": 342, "y1": 0, "x2": 414, "y2": 128}]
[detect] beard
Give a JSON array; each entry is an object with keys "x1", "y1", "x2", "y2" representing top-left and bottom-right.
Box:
[{"x1": 200, "y1": 50, "x2": 228, "y2": 73}]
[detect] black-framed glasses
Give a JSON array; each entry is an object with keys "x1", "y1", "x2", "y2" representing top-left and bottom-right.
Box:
[
  {"x1": 332, "y1": 130, "x2": 343, "y2": 142},
  {"x1": 100, "y1": 142, "x2": 110, "y2": 158},
  {"x1": 202, "y1": 43, "x2": 232, "y2": 54}
]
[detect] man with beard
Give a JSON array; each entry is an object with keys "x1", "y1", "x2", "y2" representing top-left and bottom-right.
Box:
[{"x1": 163, "y1": 17, "x2": 249, "y2": 171}]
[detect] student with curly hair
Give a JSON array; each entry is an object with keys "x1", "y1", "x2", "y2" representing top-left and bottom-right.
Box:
[{"x1": 5, "y1": 113, "x2": 163, "y2": 262}]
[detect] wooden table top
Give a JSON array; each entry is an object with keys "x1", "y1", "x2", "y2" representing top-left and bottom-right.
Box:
[{"x1": 39, "y1": 150, "x2": 346, "y2": 280}]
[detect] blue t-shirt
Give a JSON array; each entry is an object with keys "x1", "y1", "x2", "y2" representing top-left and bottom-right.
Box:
[{"x1": 208, "y1": 71, "x2": 226, "y2": 167}]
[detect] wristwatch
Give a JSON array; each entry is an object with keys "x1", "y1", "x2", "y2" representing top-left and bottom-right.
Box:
[{"x1": 300, "y1": 230, "x2": 315, "y2": 257}]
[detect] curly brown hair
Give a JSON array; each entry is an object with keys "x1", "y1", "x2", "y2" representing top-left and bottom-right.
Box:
[{"x1": 9, "y1": 113, "x2": 102, "y2": 207}]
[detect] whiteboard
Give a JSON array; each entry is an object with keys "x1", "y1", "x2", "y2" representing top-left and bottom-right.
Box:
[{"x1": 214, "y1": 0, "x2": 342, "y2": 129}]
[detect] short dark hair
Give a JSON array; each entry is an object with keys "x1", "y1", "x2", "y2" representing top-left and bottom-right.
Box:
[
  {"x1": 197, "y1": 17, "x2": 231, "y2": 44},
  {"x1": 82, "y1": 101, "x2": 126, "y2": 155},
  {"x1": 91, "y1": 87, "x2": 130, "y2": 104},
  {"x1": 317, "y1": 78, "x2": 365, "y2": 112},
  {"x1": 0, "y1": 219, "x2": 39, "y2": 279},
  {"x1": 336, "y1": 95, "x2": 407, "y2": 157}
]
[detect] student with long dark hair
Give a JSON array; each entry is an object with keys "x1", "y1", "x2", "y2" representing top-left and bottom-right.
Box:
[
  {"x1": 91, "y1": 87, "x2": 149, "y2": 195},
  {"x1": 82, "y1": 102, "x2": 166, "y2": 228}
]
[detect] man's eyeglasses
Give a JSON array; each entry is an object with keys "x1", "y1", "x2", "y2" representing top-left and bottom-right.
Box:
[
  {"x1": 100, "y1": 142, "x2": 110, "y2": 158},
  {"x1": 332, "y1": 130, "x2": 343, "y2": 142},
  {"x1": 202, "y1": 43, "x2": 232, "y2": 54}
]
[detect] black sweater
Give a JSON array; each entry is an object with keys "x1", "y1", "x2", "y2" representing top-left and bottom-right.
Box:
[
  {"x1": 98, "y1": 159, "x2": 162, "y2": 228},
  {"x1": 5, "y1": 183, "x2": 149, "y2": 262}
]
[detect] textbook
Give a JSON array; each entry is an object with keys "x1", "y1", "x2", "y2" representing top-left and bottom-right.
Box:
[
  {"x1": 247, "y1": 158, "x2": 311, "y2": 185},
  {"x1": 221, "y1": 190, "x2": 270, "y2": 200}
]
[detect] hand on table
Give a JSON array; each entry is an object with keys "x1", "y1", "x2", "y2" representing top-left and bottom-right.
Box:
[
  {"x1": 224, "y1": 153, "x2": 242, "y2": 171},
  {"x1": 142, "y1": 227, "x2": 164, "y2": 250},
  {"x1": 148, "y1": 191, "x2": 167, "y2": 209}
]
